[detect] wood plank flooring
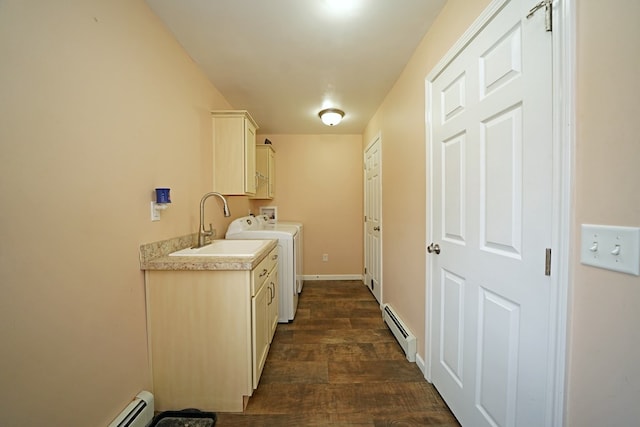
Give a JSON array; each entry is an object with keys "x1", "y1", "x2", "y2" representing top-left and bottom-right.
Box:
[{"x1": 217, "y1": 280, "x2": 459, "y2": 426}]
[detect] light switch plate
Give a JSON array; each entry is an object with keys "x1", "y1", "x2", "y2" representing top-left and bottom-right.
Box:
[{"x1": 580, "y1": 224, "x2": 640, "y2": 276}]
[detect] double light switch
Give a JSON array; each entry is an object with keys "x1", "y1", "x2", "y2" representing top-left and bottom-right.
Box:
[{"x1": 580, "y1": 224, "x2": 640, "y2": 276}]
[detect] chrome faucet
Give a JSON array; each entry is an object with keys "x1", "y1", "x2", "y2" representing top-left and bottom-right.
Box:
[{"x1": 196, "y1": 192, "x2": 231, "y2": 248}]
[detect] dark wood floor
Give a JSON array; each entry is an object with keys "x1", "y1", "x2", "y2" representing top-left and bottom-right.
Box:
[{"x1": 217, "y1": 280, "x2": 459, "y2": 426}]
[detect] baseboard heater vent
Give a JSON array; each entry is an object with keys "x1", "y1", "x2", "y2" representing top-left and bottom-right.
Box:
[
  {"x1": 108, "y1": 391, "x2": 154, "y2": 427},
  {"x1": 382, "y1": 304, "x2": 416, "y2": 362}
]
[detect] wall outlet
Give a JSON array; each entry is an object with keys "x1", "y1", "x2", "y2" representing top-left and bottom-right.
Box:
[
  {"x1": 580, "y1": 224, "x2": 640, "y2": 275},
  {"x1": 322, "y1": 254, "x2": 329, "y2": 262},
  {"x1": 150, "y1": 201, "x2": 161, "y2": 221}
]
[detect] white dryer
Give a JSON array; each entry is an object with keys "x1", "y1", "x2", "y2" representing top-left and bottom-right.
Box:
[
  {"x1": 226, "y1": 216, "x2": 300, "y2": 322},
  {"x1": 254, "y1": 215, "x2": 304, "y2": 294}
]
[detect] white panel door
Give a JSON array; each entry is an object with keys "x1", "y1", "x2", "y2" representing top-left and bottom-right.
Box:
[
  {"x1": 428, "y1": 0, "x2": 553, "y2": 426},
  {"x1": 365, "y1": 135, "x2": 382, "y2": 303}
]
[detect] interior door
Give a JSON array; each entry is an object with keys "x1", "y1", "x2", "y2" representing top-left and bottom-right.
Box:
[
  {"x1": 364, "y1": 135, "x2": 382, "y2": 303},
  {"x1": 427, "y1": 0, "x2": 554, "y2": 425}
]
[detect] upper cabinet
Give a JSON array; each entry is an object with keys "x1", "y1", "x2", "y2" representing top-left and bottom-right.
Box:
[
  {"x1": 251, "y1": 145, "x2": 275, "y2": 200},
  {"x1": 211, "y1": 110, "x2": 258, "y2": 195}
]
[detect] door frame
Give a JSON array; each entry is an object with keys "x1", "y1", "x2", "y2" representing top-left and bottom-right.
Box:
[
  {"x1": 364, "y1": 132, "x2": 383, "y2": 304},
  {"x1": 424, "y1": 0, "x2": 575, "y2": 425}
]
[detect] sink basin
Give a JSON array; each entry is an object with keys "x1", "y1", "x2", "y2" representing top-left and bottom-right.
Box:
[{"x1": 169, "y1": 239, "x2": 271, "y2": 257}]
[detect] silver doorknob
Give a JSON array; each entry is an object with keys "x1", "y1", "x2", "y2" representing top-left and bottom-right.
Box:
[
  {"x1": 373, "y1": 226, "x2": 380, "y2": 231},
  {"x1": 427, "y1": 243, "x2": 441, "y2": 254}
]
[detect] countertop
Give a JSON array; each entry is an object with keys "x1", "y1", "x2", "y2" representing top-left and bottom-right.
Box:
[{"x1": 139, "y1": 234, "x2": 277, "y2": 271}]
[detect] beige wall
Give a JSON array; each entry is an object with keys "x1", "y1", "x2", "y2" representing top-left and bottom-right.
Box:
[
  {"x1": 251, "y1": 135, "x2": 364, "y2": 276},
  {"x1": 0, "y1": 0, "x2": 247, "y2": 425},
  {"x1": 363, "y1": 0, "x2": 491, "y2": 366},
  {"x1": 567, "y1": 0, "x2": 640, "y2": 425},
  {"x1": 364, "y1": 0, "x2": 640, "y2": 425},
  {"x1": 2, "y1": 0, "x2": 638, "y2": 424}
]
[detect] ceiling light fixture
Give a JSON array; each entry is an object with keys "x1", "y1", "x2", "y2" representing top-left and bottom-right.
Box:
[{"x1": 318, "y1": 108, "x2": 345, "y2": 126}]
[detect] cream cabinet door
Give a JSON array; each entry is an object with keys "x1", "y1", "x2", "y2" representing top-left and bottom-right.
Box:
[
  {"x1": 267, "y1": 267, "x2": 278, "y2": 341},
  {"x1": 211, "y1": 110, "x2": 258, "y2": 195},
  {"x1": 251, "y1": 145, "x2": 275, "y2": 199},
  {"x1": 251, "y1": 279, "x2": 269, "y2": 389}
]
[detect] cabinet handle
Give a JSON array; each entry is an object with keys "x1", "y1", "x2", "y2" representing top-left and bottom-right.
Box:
[
  {"x1": 259, "y1": 269, "x2": 268, "y2": 277},
  {"x1": 272, "y1": 254, "x2": 278, "y2": 260},
  {"x1": 267, "y1": 283, "x2": 274, "y2": 303}
]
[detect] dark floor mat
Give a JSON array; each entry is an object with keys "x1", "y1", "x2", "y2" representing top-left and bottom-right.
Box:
[{"x1": 149, "y1": 410, "x2": 216, "y2": 427}]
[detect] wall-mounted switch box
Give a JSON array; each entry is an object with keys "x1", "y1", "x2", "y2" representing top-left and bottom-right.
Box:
[{"x1": 580, "y1": 224, "x2": 640, "y2": 276}]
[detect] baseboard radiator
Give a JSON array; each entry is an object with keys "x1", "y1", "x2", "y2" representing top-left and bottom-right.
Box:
[
  {"x1": 108, "y1": 391, "x2": 154, "y2": 427},
  {"x1": 382, "y1": 304, "x2": 416, "y2": 362}
]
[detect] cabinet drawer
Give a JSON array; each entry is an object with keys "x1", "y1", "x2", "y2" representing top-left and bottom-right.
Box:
[
  {"x1": 266, "y1": 247, "x2": 278, "y2": 274},
  {"x1": 251, "y1": 252, "x2": 271, "y2": 296},
  {"x1": 251, "y1": 247, "x2": 278, "y2": 296}
]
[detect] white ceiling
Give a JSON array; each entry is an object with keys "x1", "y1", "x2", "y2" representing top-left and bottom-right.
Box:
[{"x1": 146, "y1": 0, "x2": 447, "y2": 134}]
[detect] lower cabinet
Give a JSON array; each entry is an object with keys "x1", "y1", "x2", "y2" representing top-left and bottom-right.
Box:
[
  {"x1": 267, "y1": 267, "x2": 279, "y2": 341},
  {"x1": 145, "y1": 247, "x2": 278, "y2": 412},
  {"x1": 251, "y1": 252, "x2": 278, "y2": 387}
]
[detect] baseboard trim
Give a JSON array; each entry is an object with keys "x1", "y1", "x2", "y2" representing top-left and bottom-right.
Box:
[
  {"x1": 303, "y1": 274, "x2": 364, "y2": 281},
  {"x1": 415, "y1": 353, "x2": 427, "y2": 380}
]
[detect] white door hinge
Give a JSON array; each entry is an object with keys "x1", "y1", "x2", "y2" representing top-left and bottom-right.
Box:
[{"x1": 545, "y1": 248, "x2": 552, "y2": 276}]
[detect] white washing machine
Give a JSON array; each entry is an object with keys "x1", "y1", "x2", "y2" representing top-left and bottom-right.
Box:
[
  {"x1": 226, "y1": 216, "x2": 300, "y2": 322},
  {"x1": 254, "y1": 215, "x2": 304, "y2": 294}
]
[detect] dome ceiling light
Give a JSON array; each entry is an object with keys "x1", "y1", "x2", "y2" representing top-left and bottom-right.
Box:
[{"x1": 318, "y1": 108, "x2": 345, "y2": 126}]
